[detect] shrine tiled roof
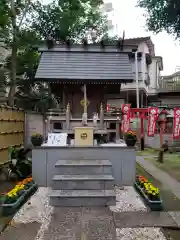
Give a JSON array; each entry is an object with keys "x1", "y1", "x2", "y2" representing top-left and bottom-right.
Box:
[{"x1": 35, "y1": 44, "x2": 134, "y2": 83}]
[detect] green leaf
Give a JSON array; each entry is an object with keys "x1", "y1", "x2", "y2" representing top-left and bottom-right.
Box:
[{"x1": 137, "y1": 0, "x2": 180, "y2": 38}]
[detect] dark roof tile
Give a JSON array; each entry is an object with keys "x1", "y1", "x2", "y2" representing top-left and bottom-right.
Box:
[{"x1": 35, "y1": 51, "x2": 134, "y2": 82}]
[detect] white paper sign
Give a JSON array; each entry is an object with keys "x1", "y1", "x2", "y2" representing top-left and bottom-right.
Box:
[{"x1": 47, "y1": 133, "x2": 67, "y2": 146}]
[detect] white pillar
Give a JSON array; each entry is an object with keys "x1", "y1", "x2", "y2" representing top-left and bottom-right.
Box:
[{"x1": 135, "y1": 51, "x2": 139, "y2": 108}]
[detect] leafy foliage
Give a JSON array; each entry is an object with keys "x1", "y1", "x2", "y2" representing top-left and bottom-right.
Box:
[
  {"x1": 31, "y1": 0, "x2": 107, "y2": 41},
  {"x1": 137, "y1": 0, "x2": 180, "y2": 38},
  {"x1": 0, "y1": 0, "x2": 109, "y2": 111}
]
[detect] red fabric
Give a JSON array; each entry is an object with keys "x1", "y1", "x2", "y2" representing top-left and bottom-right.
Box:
[
  {"x1": 121, "y1": 104, "x2": 131, "y2": 132},
  {"x1": 147, "y1": 107, "x2": 159, "y2": 137},
  {"x1": 173, "y1": 108, "x2": 180, "y2": 139}
]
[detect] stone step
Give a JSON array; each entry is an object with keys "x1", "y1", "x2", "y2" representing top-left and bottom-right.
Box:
[
  {"x1": 49, "y1": 189, "x2": 116, "y2": 207},
  {"x1": 52, "y1": 174, "x2": 114, "y2": 190},
  {"x1": 55, "y1": 159, "x2": 112, "y2": 175}
]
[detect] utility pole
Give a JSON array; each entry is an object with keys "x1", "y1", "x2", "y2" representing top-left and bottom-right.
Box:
[{"x1": 135, "y1": 51, "x2": 139, "y2": 108}]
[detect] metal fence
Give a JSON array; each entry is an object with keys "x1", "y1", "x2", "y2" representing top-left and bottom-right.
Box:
[
  {"x1": 0, "y1": 105, "x2": 24, "y2": 164},
  {"x1": 159, "y1": 74, "x2": 180, "y2": 92}
]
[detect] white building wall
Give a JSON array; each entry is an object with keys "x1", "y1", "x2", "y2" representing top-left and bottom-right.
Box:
[
  {"x1": 148, "y1": 59, "x2": 156, "y2": 89},
  {"x1": 101, "y1": 0, "x2": 119, "y2": 36},
  {"x1": 148, "y1": 57, "x2": 162, "y2": 93}
]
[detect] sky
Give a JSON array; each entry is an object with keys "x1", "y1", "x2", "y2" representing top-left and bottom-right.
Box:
[
  {"x1": 43, "y1": 0, "x2": 180, "y2": 75},
  {"x1": 112, "y1": 0, "x2": 180, "y2": 75}
]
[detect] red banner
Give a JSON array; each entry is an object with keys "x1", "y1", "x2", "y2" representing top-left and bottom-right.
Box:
[
  {"x1": 106, "y1": 104, "x2": 110, "y2": 112},
  {"x1": 147, "y1": 107, "x2": 158, "y2": 137},
  {"x1": 173, "y1": 108, "x2": 180, "y2": 139},
  {"x1": 121, "y1": 104, "x2": 131, "y2": 132}
]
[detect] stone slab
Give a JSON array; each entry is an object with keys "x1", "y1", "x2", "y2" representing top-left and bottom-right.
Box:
[
  {"x1": 55, "y1": 159, "x2": 112, "y2": 166},
  {"x1": 82, "y1": 207, "x2": 116, "y2": 240},
  {"x1": 50, "y1": 189, "x2": 116, "y2": 197},
  {"x1": 50, "y1": 190, "x2": 116, "y2": 207},
  {"x1": 55, "y1": 165, "x2": 112, "y2": 175},
  {"x1": 0, "y1": 222, "x2": 40, "y2": 240},
  {"x1": 168, "y1": 211, "x2": 180, "y2": 228},
  {"x1": 53, "y1": 174, "x2": 114, "y2": 180},
  {"x1": 43, "y1": 207, "x2": 82, "y2": 240},
  {"x1": 55, "y1": 160, "x2": 112, "y2": 175},
  {"x1": 52, "y1": 174, "x2": 114, "y2": 190},
  {"x1": 43, "y1": 207, "x2": 116, "y2": 240},
  {"x1": 113, "y1": 211, "x2": 178, "y2": 228}
]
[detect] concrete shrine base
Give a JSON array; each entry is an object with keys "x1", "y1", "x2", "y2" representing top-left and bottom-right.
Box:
[{"x1": 32, "y1": 146, "x2": 136, "y2": 187}]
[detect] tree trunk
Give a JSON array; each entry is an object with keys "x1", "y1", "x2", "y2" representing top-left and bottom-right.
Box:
[
  {"x1": 8, "y1": 44, "x2": 17, "y2": 106},
  {"x1": 8, "y1": 0, "x2": 17, "y2": 107},
  {"x1": 8, "y1": 0, "x2": 30, "y2": 106}
]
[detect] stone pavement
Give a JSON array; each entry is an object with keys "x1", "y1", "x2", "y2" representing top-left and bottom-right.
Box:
[
  {"x1": 136, "y1": 156, "x2": 180, "y2": 198},
  {"x1": 113, "y1": 211, "x2": 178, "y2": 228},
  {"x1": 0, "y1": 222, "x2": 41, "y2": 240},
  {"x1": 42, "y1": 207, "x2": 116, "y2": 240},
  {"x1": 1, "y1": 208, "x2": 180, "y2": 240}
]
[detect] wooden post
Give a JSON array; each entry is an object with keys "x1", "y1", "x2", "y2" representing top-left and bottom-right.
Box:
[
  {"x1": 62, "y1": 86, "x2": 66, "y2": 108},
  {"x1": 82, "y1": 84, "x2": 88, "y2": 125},
  {"x1": 66, "y1": 103, "x2": 70, "y2": 130},
  {"x1": 100, "y1": 103, "x2": 104, "y2": 129},
  {"x1": 83, "y1": 84, "x2": 87, "y2": 114}
]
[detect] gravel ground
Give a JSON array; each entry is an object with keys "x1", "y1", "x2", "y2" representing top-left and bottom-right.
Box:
[
  {"x1": 13, "y1": 187, "x2": 54, "y2": 240},
  {"x1": 109, "y1": 186, "x2": 147, "y2": 212},
  {"x1": 110, "y1": 186, "x2": 167, "y2": 240},
  {"x1": 12, "y1": 186, "x2": 167, "y2": 240},
  {"x1": 116, "y1": 228, "x2": 167, "y2": 240}
]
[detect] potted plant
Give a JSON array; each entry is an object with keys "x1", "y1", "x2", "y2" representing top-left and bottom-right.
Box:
[
  {"x1": 0, "y1": 177, "x2": 38, "y2": 215},
  {"x1": 143, "y1": 182, "x2": 160, "y2": 201},
  {"x1": 135, "y1": 175, "x2": 163, "y2": 211},
  {"x1": 124, "y1": 130, "x2": 137, "y2": 147},
  {"x1": 31, "y1": 133, "x2": 43, "y2": 147}
]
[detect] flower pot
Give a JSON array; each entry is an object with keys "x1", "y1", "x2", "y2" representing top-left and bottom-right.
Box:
[
  {"x1": 134, "y1": 181, "x2": 163, "y2": 211},
  {"x1": 125, "y1": 138, "x2": 136, "y2": 147},
  {"x1": 31, "y1": 138, "x2": 43, "y2": 147},
  {"x1": 0, "y1": 182, "x2": 38, "y2": 216}
]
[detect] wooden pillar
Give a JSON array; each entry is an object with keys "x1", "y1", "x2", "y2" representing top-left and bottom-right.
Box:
[
  {"x1": 100, "y1": 103, "x2": 104, "y2": 129},
  {"x1": 83, "y1": 84, "x2": 87, "y2": 114},
  {"x1": 66, "y1": 103, "x2": 70, "y2": 130},
  {"x1": 62, "y1": 86, "x2": 66, "y2": 108},
  {"x1": 81, "y1": 84, "x2": 88, "y2": 125}
]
